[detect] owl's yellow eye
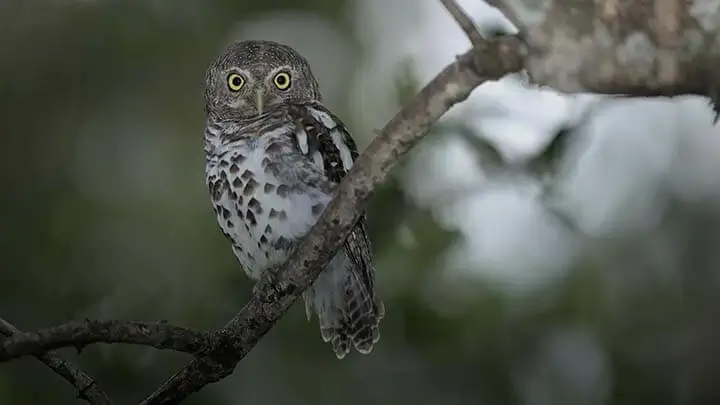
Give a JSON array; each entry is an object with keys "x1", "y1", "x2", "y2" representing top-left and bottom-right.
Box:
[
  {"x1": 227, "y1": 73, "x2": 245, "y2": 91},
  {"x1": 273, "y1": 72, "x2": 291, "y2": 90}
]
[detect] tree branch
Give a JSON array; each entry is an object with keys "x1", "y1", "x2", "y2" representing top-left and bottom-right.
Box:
[
  {"x1": 0, "y1": 317, "x2": 113, "y2": 405},
  {"x1": 516, "y1": 0, "x2": 720, "y2": 111},
  {"x1": 439, "y1": 0, "x2": 485, "y2": 45},
  {"x1": 0, "y1": 319, "x2": 209, "y2": 362}
]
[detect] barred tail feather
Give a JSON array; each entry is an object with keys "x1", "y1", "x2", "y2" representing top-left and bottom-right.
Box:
[
  {"x1": 319, "y1": 295, "x2": 383, "y2": 359},
  {"x1": 331, "y1": 282, "x2": 384, "y2": 359},
  {"x1": 302, "y1": 255, "x2": 384, "y2": 359}
]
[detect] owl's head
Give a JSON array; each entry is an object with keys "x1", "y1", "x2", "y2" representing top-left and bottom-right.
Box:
[{"x1": 204, "y1": 40, "x2": 321, "y2": 119}]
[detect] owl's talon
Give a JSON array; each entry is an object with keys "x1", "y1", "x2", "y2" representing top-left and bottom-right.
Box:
[
  {"x1": 254, "y1": 265, "x2": 283, "y2": 296},
  {"x1": 266, "y1": 265, "x2": 282, "y2": 289}
]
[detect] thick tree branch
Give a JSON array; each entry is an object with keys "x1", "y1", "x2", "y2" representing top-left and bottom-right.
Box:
[
  {"x1": 0, "y1": 319, "x2": 209, "y2": 362},
  {"x1": 517, "y1": 0, "x2": 720, "y2": 111},
  {"x1": 0, "y1": 317, "x2": 113, "y2": 405}
]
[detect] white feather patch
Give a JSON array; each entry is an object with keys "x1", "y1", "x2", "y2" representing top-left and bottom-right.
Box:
[
  {"x1": 295, "y1": 126, "x2": 309, "y2": 154},
  {"x1": 308, "y1": 107, "x2": 337, "y2": 129},
  {"x1": 331, "y1": 130, "x2": 354, "y2": 171},
  {"x1": 312, "y1": 150, "x2": 325, "y2": 171}
]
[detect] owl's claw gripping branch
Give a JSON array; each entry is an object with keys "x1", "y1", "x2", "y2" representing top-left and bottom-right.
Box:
[{"x1": 251, "y1": 264, "x2": 284, "y2": 297}]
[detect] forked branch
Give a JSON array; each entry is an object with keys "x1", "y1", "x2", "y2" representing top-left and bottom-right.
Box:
[{"x1": 0, "y1": 317, "x2": 113, "y2": 405}]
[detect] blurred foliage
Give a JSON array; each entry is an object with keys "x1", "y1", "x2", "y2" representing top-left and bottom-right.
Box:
[{"x1": 2, "y1": 1, "x2": 720, "y2": 405}]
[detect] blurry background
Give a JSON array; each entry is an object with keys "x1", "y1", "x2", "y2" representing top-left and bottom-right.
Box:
[{"x1": 3, "y1": 0, "x2": 720, "y2": 404}]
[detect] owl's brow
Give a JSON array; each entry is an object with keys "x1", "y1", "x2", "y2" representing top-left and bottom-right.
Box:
[
  {"x1": 263, "y1": 65, "x2": 295, "y2": 79},
  {"x1": 222, "y1": 68, "x2": 253, "y2": 80}
]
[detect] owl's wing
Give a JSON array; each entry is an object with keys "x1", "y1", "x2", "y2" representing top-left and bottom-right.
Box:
[
  {"x1": 288, "y1": 103, "x2": 359, "y2": 182},
  {"x1": 288, "y1": 102, "x2": 380, "y2": 305}
]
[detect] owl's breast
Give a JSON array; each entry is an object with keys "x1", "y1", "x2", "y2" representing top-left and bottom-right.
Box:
[{"x1": 206, "y1": 135, "x2": 332, "y2": 277}]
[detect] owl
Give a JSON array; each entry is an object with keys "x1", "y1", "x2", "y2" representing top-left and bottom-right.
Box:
[{"x1": 203, "y1": 40, "x2": 384, "y2": 359}]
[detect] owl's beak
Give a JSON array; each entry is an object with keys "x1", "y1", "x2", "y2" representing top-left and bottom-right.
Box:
[{"x1": 255, "y1": 88, "x2": 265, "y2": 116}]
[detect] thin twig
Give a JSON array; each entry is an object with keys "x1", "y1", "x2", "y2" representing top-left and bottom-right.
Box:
[
  {"x1": 439, "y1": 0, "x2": 485, "y2": 45},
  {"x1": 0, "y1": 317, "x2": 113, "y2": 405},
  {"x1": 0, "y1": 319, "x2": 209, "y2": 362},
  {"x1": 483, "y1": 0, "x2": 527, "y2": 38}
]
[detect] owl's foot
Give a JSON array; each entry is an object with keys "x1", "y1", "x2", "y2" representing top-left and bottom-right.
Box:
[{"x1": 253, "y1": 265, "x2": 284, "y2": 297}]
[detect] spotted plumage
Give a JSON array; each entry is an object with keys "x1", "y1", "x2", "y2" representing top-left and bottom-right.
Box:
[{"x1": 203, "y1": 40, "x2": 384, "y2": 359}]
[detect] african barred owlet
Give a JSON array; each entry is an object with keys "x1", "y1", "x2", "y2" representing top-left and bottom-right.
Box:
[{"x1": 203, "y1": 40, "x2": 384, "y2": 359}]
